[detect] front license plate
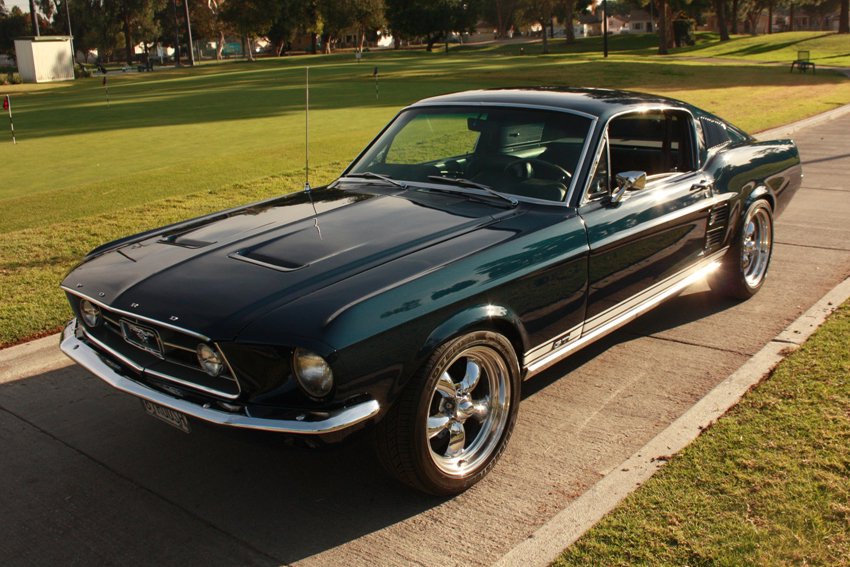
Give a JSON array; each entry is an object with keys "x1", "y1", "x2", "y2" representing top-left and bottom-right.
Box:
[
  {"x1": 141, "y1": 400, "x2": 191, "y2": 433},
  {"x1": 120, "y1": 319, "x2": 163, "y2": 357}
]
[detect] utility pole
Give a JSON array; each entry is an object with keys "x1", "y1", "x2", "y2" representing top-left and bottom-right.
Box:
[{"x1": 183, "y1": 0, "x2": 195, "y2": 66}]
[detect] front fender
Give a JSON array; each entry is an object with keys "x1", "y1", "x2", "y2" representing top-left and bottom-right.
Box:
[{"x1": 416, "y1": 304, "x2": 529, "y2": 369}]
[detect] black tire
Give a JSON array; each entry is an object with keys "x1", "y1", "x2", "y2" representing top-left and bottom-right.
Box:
[
  {"x1": 710, "y1": 199, "x2": 774, "y2": 300},
  {"x1": 374, "y1": 331, "x2": 521, "y2": 495}
]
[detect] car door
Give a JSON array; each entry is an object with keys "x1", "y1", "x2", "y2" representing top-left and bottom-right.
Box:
[{"x1": 577, "y1": 109, "x2": 715, "y2": 333}]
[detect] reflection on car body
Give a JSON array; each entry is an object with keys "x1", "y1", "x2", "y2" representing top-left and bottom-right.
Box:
[{"x1": 61, "y1": 88, "x2": 801, "y2": 494}]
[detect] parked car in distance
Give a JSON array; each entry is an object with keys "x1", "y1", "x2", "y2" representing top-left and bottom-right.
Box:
[{"x1": 61, "y1": 88, "x2": 802, "y2": 495}]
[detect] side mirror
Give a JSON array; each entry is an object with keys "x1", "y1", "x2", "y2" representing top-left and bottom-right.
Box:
[{"x1": 610, "y1": 171, "x2": 647, "y2": 204}]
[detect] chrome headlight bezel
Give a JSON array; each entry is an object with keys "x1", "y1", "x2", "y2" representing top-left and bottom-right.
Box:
[
  {"x1": 292, "y1": 347, "x2": 334, "y2": 399},
  {"x1": 79, "y1": 299, "x2": 102, "y2": 328},
  {"x1": 196, "y1": 343, "x2": 224, "y2": 377}
]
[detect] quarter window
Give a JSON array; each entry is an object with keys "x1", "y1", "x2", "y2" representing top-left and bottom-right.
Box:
[{"x1": 607, "y1": 110, "x2": 696, "y2": 180}]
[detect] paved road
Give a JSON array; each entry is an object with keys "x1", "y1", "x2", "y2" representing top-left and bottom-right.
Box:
[{"x1": 2, "y1": 112, "x2": 850, "y2": 566}]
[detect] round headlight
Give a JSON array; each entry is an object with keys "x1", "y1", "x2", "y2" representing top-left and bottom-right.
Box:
[
  {"x1": 196, "y1": 343, "x2": 224, "y2": 377},
  {"x1": 293, "y1": 347, "x2": 334, "y2": 398},
  {"x1": 80, "y1": 299, "x2": 101, "y2": 328}
]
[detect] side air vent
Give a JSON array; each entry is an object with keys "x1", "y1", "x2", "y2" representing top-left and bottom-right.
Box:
[{"x1": 705, "y1": 202, "x2": 730, "y2": 250}]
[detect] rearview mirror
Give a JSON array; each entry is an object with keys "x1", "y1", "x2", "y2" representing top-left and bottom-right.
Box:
[{"x1": 610, "y1": 171, "x2": 647, "y2": 204}]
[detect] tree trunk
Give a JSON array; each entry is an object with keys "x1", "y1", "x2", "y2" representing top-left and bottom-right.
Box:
[
  {"x1": 731, "y1": 0, "x2": 739, "y2": 34},
  {"x1": 426, "y1": 36, "x2": 436, "y2": 51},
  {"x1": 310, "y1": 32, "x2": 318, "y2": 54},
  {"x1": 767, "y1": 1, "x2": 773, "y2": 34},
  {"x1": 715, "y1": 0, "x2": 730, "y2": 40},
  {"x1": 658, "y1": 0, "x2": 668, "y2": 54},
  {"x1": 789, "y1": 4, "x2": 794, "y2": 31},
  {"x1": 123, "y1": 12, "x2": 133, "y2": 65},
  {"x1": 565, "y1": 0, "x2": 576, "y2": 43},
  {"x1": 217, "y1": 31, "x2": 224, "y2": 59},
  {"x1": 839, "y1": 0, "x2": 848, "y2": 33},
  {"x1": 496, "y1": 0, "x2": 506, "y2": 37},
  {"x1": 541, "y1": 15, "x2": 550, "y2": 53}
]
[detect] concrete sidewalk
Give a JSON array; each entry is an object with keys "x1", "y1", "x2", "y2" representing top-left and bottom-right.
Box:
[{"x1": 2, "y1": 107, "x2": 850, "y2": 566}]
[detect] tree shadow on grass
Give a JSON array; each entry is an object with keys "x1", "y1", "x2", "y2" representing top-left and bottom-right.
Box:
[{"x1": 7, "y1": 54, "x2": 844, "y2": 141}]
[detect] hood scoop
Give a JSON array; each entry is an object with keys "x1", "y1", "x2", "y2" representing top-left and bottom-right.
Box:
[{"x1": 230, "y1": 225, "x2": 364, "y2": 272}]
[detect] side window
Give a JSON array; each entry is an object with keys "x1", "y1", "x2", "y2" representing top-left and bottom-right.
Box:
[
  {"x1": 586, "y1": 140, "x2": 610, "y2": 200},
  {"x1": 608, "y1": 110, "x2": 696, "y2": 178}
]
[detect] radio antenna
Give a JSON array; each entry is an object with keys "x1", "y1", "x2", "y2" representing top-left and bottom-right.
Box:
[{"x1": 304, "y1": 66, "x2": 310, "y2": 192}]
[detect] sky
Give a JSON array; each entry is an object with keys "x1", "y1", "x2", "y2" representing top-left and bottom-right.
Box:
[{"x1": 6, "y1": 0, "x2": 31, "y2": 13}]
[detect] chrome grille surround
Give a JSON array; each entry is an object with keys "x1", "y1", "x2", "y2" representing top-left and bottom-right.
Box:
[{"x1": 62, "y1": 288, "x2": 241, "y2": 400}]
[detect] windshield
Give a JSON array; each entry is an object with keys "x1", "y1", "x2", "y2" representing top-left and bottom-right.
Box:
[{"x1": 347, "y1": 106, "x2": 593, "y2": 203}]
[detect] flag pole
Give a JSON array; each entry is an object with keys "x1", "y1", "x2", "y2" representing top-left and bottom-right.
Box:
[{"x1": 3, "y1": 95, "x2": 15, "y2": 144}]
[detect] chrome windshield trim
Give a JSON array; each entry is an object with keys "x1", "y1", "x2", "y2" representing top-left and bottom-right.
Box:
[
  {"x1": 61, "y1": 321, "x2": 380, "y2": 434},
  {"x1": 62, "y1": 287, "x2": 210, "y2": 341}
]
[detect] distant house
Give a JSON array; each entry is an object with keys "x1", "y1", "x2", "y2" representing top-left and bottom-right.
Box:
[{"x1": 625, "y1": 10, "x2": 654, "y2": 33}]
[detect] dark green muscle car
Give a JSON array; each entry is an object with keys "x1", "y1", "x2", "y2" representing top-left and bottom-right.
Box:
[{"x1": 60, "y1": 88, "x2": 801, "y2": 494}]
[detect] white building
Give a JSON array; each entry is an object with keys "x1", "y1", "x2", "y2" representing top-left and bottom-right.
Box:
[{"x1": 13, "y1": 36, "x2": 75, "y2": 83}]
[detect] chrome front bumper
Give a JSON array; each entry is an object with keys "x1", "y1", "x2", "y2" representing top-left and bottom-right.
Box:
[{"x1": 60, "y1": 319, "x2": 380, "y2": 435}]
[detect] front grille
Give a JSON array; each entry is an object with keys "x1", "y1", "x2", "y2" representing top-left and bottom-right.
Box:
[{"x1": 79, "y1": 300, "x2": 240, "y2": 399}]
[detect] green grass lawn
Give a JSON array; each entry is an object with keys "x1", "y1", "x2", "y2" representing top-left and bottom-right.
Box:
[
  {"x1": 1, "y1": 34, "x2": 849, "y2": 346},
  {"x1": 555, "y1": 300, "x2": 850, "y2": 566}
]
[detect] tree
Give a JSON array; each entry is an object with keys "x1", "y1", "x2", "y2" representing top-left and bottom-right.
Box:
[
  {"x1": 839, "y1": 0, "x2": 848, "y2": 32},
  {"x1": 521, "y1": 0, "x2": 557, "y2": 53},
  {"x1": 386, "y1": 0, "x2": 480, "y2": 51},
  {"x1": 220, "y1": 0, "x2": 275, "y2": 60},
  {"x1": 116, "y1": 0, "x2": 164, "y2": 65},
  {"x1": 0, "y1": 6, "x2": 29, "y2": 56}
]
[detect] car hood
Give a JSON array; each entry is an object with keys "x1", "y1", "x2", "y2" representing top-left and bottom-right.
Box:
[{"x1": 62, "y1": 185, "x2": 511, "y2": 340}]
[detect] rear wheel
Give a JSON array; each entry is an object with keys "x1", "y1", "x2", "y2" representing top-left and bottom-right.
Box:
[
  {"x1": 710, "y1": 200, "x2": 773, "y2": 299},
  {"x1": 374, "y1": 331, "x2": 520, "y2": 495}
]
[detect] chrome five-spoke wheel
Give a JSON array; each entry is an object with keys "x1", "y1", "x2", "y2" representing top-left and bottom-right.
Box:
[
  {"x1": 741, "y1": 205, "x2": 772, "y2": 289},
  {"x1": 374, "y1": 331, "x2": 520, "y2": 495},
  {"x1": 710, "y1": 199, "x2": 774, "y2": 299},
  {"x1": 426, "y1": 346, "x2": 510, "y2": 478}
]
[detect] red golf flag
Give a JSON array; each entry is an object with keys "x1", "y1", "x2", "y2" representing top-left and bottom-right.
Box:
[{"x1": 2, "y1": 96, "x2": 8, "y2": 111}]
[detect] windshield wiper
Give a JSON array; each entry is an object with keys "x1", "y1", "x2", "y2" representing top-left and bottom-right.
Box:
[
  {"x1": 340, "y1": 171, "x2": 406, "y2": 188},
  {"x1": 427, "y1": 175, "x2": 518, "y2": 208}
]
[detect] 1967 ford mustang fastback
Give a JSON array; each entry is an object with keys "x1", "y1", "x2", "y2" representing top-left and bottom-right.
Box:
[{"x1": 61, "y1": 88, "x2": 801, "y2": 494}]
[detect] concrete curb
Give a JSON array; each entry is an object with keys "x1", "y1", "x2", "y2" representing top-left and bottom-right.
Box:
[
  {"x1": 0, "y1": 332, "x2": 68, "y2": 384},
  {"x1": 495, "y1": 276, "x2": 850, "y2": 567},
  {"x1": 755, "y1": 103, "x2": 850, "y2": 140}
]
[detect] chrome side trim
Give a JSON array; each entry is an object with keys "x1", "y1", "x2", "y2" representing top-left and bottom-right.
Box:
[
  {"x1": 583, "y1": 244, "x2": 726, "y2": 333},
  {"x1": 61, "y1": 321, "x2": 380, "y2": 435},
  {"x1": 79, "y1": 326, "x2": 241, "y2": 400},
  {"x1": 523, "y1": 248, "x2": 727, "y2": 378},
  {"x1": 61, "y1": 287, "x2": 210, "y2": 341}
]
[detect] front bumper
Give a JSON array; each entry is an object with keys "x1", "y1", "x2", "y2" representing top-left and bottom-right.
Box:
[{"x1": 60, "y1": 319, "x2": 380, "y2": 435}]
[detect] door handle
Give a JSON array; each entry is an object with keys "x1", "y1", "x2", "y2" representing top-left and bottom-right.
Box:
[{"x1": 690, "y1": 180, "x2": 713, "y2": 194}]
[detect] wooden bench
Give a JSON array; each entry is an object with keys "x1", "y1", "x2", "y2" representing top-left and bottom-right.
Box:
[{"x1": 791, "y1": 50, "x2": 816, "y2": 74}]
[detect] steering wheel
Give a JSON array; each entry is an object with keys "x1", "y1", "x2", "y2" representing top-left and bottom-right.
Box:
[{"x1": 504, "y1": 158, "x2": 572, "y2": 183}]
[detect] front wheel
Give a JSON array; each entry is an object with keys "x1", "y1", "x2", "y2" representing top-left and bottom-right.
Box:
[
  {"x1": 710, "y1": 199, "x2": 774, "y2": 299},
  {"x1": 374, "y1": 331, "x2": 520, "y2": 495}
]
